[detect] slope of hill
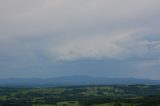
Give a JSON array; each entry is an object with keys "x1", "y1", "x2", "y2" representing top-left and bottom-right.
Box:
[{"x1": 0, "y1": 76, "x2": 160, "y2": 87}]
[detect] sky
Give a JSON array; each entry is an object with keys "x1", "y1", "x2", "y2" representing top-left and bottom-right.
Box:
[{"x1": 0, "y1": 0, "x2": 160, "y2": 79}]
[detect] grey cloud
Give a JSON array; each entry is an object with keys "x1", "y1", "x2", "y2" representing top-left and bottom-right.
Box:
[{"x1": 0, "y1": 0, "x2": 160, "y2": 61}]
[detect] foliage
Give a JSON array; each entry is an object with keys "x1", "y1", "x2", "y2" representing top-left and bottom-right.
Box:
[{"x1": 0, "y1": 85, "x2": 160, "y2": 106}]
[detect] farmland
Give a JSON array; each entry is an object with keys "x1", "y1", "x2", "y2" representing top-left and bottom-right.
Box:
[{"x1": 0, "y1": 85, "x2": 160, "y2": 106}]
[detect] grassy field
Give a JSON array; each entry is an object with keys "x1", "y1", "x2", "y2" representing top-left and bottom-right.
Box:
[
  {"x1": 31, "y1": 102, "x2": 138, "y2": 106},
  {"x1": 0, "y1": 85, "x2": 160, "y2": 106},
  {"x1": 32, "y1": 104, "x2": 56, "y2": 106}
]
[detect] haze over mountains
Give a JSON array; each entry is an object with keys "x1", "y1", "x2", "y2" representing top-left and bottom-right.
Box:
[{"x1": 0, "y1": 76, "x2": 160, "y2": 87}]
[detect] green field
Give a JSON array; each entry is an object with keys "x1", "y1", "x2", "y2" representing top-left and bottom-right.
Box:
[
  {"x1": 0, "y1": 85, "x2": 160, "y2": 106},
  {"x1": 32, "y1": 105, "x2": 55, "y2": 106}
]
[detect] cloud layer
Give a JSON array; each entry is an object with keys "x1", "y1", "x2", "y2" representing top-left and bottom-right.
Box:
[{"x1": 0, "y1": 0, "x2": 160, "y2": 79}]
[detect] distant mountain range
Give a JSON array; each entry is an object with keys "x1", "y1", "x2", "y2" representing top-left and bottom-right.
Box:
[{"x1": 0, "y1": 76, "x2": 160, "y2": 87}]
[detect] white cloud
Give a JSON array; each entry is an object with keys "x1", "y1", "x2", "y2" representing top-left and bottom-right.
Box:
[
  {"x1": 0, "y1": 0, "x2": 160, "y2": 61},
  {"x1": 49, "y1": 32, "x2": 160, "y2": 61},
  {"x1": 50, "y1": 31, "x2": 134, "y2": 60},
  {"x1": 1, "y1": 0, "x2": 160, "y2": 79}
]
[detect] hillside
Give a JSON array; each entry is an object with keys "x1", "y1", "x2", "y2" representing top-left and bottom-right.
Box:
[{"x1": 0, "y1": 76, "x2": 160, "y2": 87}]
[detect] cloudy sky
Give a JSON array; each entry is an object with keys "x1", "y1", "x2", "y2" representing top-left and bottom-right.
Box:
[{"x1": 0, "y1": 0, "x2": 160, "y2": 79}]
